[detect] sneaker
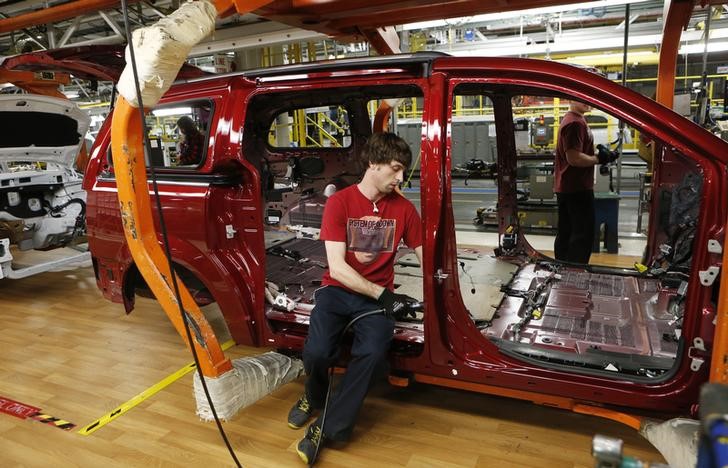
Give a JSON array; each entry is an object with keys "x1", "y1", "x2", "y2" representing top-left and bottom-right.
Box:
[
  {"x1": 296, "y1": 421, "x2": 324, "y2": 465},
  {"x1": 288, "y1": 394, "x2": 313, "y2": 429}
]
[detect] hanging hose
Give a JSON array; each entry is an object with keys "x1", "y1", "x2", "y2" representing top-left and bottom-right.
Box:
[{"x1": 117, "y1": 1, "x2": 240, "y2": 466}]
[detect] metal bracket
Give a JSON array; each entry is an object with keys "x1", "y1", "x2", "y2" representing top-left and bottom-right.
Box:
[
  {"x1": 434, "y1": 268, "x2": 449, "y2": 284},
  {"x1": 688, "y1": 337, "x2": 706, "y2": 372},
  {"x1": 699, "y1": 266, "x2": 720, "y2": 286},
  {"x1": 708, "y1": 239, "x2": 723, "y2": 254},
  {"x1": 225, "y1": 224, "x2": 237, "y2": 239},
  {"x1": 690, "y1": 355, "x2": 705, "y2": 372},
  {"x1": 693, "y1": 337, "x2": 706, "y2": 351},
  {"x1": 273, "y1": 293, "x2": 295, "y2": 312}
]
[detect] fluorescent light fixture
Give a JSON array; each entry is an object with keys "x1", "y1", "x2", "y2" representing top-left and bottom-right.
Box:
[
  {"x1": 402, "y1": 0, "x2": 651, "y2": 31},
  {"x1": 442, "y1": 34, "x2": 659, "y2": 57},
  {"x1": 562, "y1": 50, "x2": 658, "y2": 66},
  {"x1": 565, "y1": 50, "x2": 655, "y2": 61},
  {"x1": 438, "y1": 25, "x2": 728, "y2": 58},
  {"x1": 679, "y1": 41, "x2": 728, "y2": 55},
  {"x1": 151, "y1": 107, "x2": 192, "y2": 117},
  {"x1": 709, "y1": 29, "x2": 728, "y2": 40}
]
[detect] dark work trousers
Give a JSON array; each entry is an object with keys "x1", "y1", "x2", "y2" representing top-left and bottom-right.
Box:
[
  {"x1": 555, "y1": 190, "x2": 595, "y2": 264},
  {"x1": 303, "y1": 285, "x2": 393, "y2": 441}
]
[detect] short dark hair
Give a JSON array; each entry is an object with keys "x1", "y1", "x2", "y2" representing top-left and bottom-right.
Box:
[
  {"x1": 176, "y1": 116, "x2": 197, "y2": 134},
  {"x1": 361, "y1": 132, "x2": 412, "y2": 169}
]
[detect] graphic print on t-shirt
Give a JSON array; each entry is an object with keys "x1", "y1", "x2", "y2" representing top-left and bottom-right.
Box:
[{"x1": 347, "y1": 216, "x2": 396, "y2": 264}]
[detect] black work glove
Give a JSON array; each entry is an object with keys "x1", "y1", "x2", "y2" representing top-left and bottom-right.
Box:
[
  {"x1": 596, "y1": 144, "x2": 619, "y2": 165},
  {"x1": 377, "y1": 289, "x2": 418, "y2": 320}
]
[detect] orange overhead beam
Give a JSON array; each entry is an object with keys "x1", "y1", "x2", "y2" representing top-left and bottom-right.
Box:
[
  {"x1": 255, "y1": 0, "x2": 602, "y2": 37},
  {"x1": 0, "y1": 0, "x2": 142, "y2": 34},
  {"x1": 215, "y1": 0, "x2": 275, "y2": 18},
  {"x1": 111, "y1": 97, "x2": 233, "y2": 378},
  {"x1": 0, "y1": 0, "x2": 604, "y2": 46}
]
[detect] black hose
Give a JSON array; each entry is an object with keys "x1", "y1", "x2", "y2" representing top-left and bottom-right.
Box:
[
  {"x1": 46, "y1": 198, "x2": 86, "y2": 218},
  {"x1": 119, "y1": 2, "x2": 242, "y2": 467}
]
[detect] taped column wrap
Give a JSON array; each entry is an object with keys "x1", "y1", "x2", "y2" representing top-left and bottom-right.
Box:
[
  {"x1": 193, "y1": 351, "x2": 304, "y2": 421},
  {"x1": 117, "y1": 0, "x2": 217, "y2": 108}
]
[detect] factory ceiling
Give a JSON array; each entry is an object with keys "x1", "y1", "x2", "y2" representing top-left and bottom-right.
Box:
[{"x1": 0, "y1": 1, "x2": 722, "y2": 80}]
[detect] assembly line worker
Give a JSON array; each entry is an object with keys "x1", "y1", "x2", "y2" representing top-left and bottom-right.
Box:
[
  {"x1": 553, "y1": 100, "x2": 618, "y2": 264},
  {"x1": 176, "y1": 116, "x2": 205, "y2": 166},
  {"x1": 287, "y1": 132, "x2": 423, "y2": 465}
]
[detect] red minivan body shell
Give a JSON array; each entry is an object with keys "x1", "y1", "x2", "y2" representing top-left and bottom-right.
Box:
[{"x1": 82, "y1": 55, "x2": 728, "y2": 417}]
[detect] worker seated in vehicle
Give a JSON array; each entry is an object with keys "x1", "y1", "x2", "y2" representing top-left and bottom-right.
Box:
[{"x1": 176, "y1": 116, "x2": 205, "y2": 166}]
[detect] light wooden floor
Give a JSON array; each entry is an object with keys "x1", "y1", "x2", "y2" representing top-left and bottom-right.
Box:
[{"x1": 1, "y1": 263, "x2": 665, "y2": 467}]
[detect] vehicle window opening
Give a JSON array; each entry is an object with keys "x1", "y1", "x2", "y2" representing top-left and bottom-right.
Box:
[
  {"x1": 145, "y1": 100, "x2": 212, "y2": 168},
  {"x1": 451, "y1": 84, "x2": 704, "y2": 381},
  {"x1": 103, "y1": 100, "x2": 214, "y2": 170},
  {"x1": 242, "y1": 84, "x2": 425, "y2": 355}
]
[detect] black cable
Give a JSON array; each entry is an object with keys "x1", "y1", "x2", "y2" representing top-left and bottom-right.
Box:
[
  {"x1": 118, "y1": 3, "x2": 242, "y2": 466},
  {"x1": 459, "y1": 261, "x2": 476, "y2": 295}
]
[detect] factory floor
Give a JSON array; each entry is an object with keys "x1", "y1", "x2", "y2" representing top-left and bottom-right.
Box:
[{"x1": 0, "y1": 244, "x2": 665, "y2": 467}]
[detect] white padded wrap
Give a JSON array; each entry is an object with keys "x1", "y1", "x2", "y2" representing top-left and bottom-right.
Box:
[{"x1": 117, "y1": 0, "x2": 217, "y2": 108}]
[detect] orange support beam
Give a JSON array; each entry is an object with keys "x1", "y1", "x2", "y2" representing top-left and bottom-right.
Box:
[
  {"x1": 109, "y1": 0, "x2": 277, "y2": 377},
  {"x1": 710, "y1": 224, "x2": 728, "y2": 384},
  {"x1": 373, "y1": 99, "x2": 395, "y2": 133},
  {"x1": 111, "y1": 96, "x2": 233, "y2": 378},
  {"x1": 360, "y1": 26, "x2": 401, "y2": 55},
  {"x1": 656, "y1": 0, "x2": 695, "y2": 109},
  {"x1": 0, "y1": 69, "x2": 69, "y2": 99},
  {"x1": 362, "y1": 27, "x2": 401, "y2": 132}
]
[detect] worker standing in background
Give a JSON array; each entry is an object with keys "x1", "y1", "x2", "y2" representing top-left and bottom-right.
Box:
[
  {"x1": 176, "y1": 116, "x2": 205, "y2": 166},
  {"x1": 287, "y1": 132, "x2": 423, "y2": 465},
  {"x1": 553, "y1": 100, "x2": 618, "y2": 263}
]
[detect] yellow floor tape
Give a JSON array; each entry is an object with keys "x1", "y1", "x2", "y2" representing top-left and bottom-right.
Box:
[{"x1": 78, "y1": 340, "x2": 235, "y2": 436}]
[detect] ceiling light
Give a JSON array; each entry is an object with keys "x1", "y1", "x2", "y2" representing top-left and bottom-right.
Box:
[
  {"x1": 402, "y1": 0, "x2": 651, "y2": 31},
  {"x1": 562, "y1": 50, "x2": 658, "y2": 66},
  {"x1": 151, "y1": 107, "x2": 192, "y2": 117},
  {"x1": 679, "y1": 41, "x2": 728, "y2": 55}
]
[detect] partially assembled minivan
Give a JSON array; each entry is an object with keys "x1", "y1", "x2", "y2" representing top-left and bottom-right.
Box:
[{"x1": 83, "y1": 53, "x2": 727, "y2": 420}]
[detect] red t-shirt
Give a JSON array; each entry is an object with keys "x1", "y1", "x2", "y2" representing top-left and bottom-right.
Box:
[
  {"x1": 554, "y1": 111, "x2": 594, "y2": 193},
  {"x1": 320, "y1": 184, "x2": 422, "y2": 291}
]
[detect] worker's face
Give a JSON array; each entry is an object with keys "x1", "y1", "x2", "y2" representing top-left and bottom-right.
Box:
[
  {"x1": 370, "y1": 160, "x2": 406, "y2": 194},
  {"x1": 571, "y1": 101, "x2": 591, "y2": 114}
]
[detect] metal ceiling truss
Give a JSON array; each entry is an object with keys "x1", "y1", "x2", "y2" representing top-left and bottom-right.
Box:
[
  {"x1": 0, "y1": 0, "x2": 723, "y2": 105},
  {"x1": 0, "y1": 0, "x2": 171, "y2": 53}
]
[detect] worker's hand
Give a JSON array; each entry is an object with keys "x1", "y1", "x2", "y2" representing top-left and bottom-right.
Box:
[
  {"x1": 377, "y1": 289, "x2": 419, "y2": 320},
  {"x1": 596, "y1": 144, "x2": 619, "y2": 165}
]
